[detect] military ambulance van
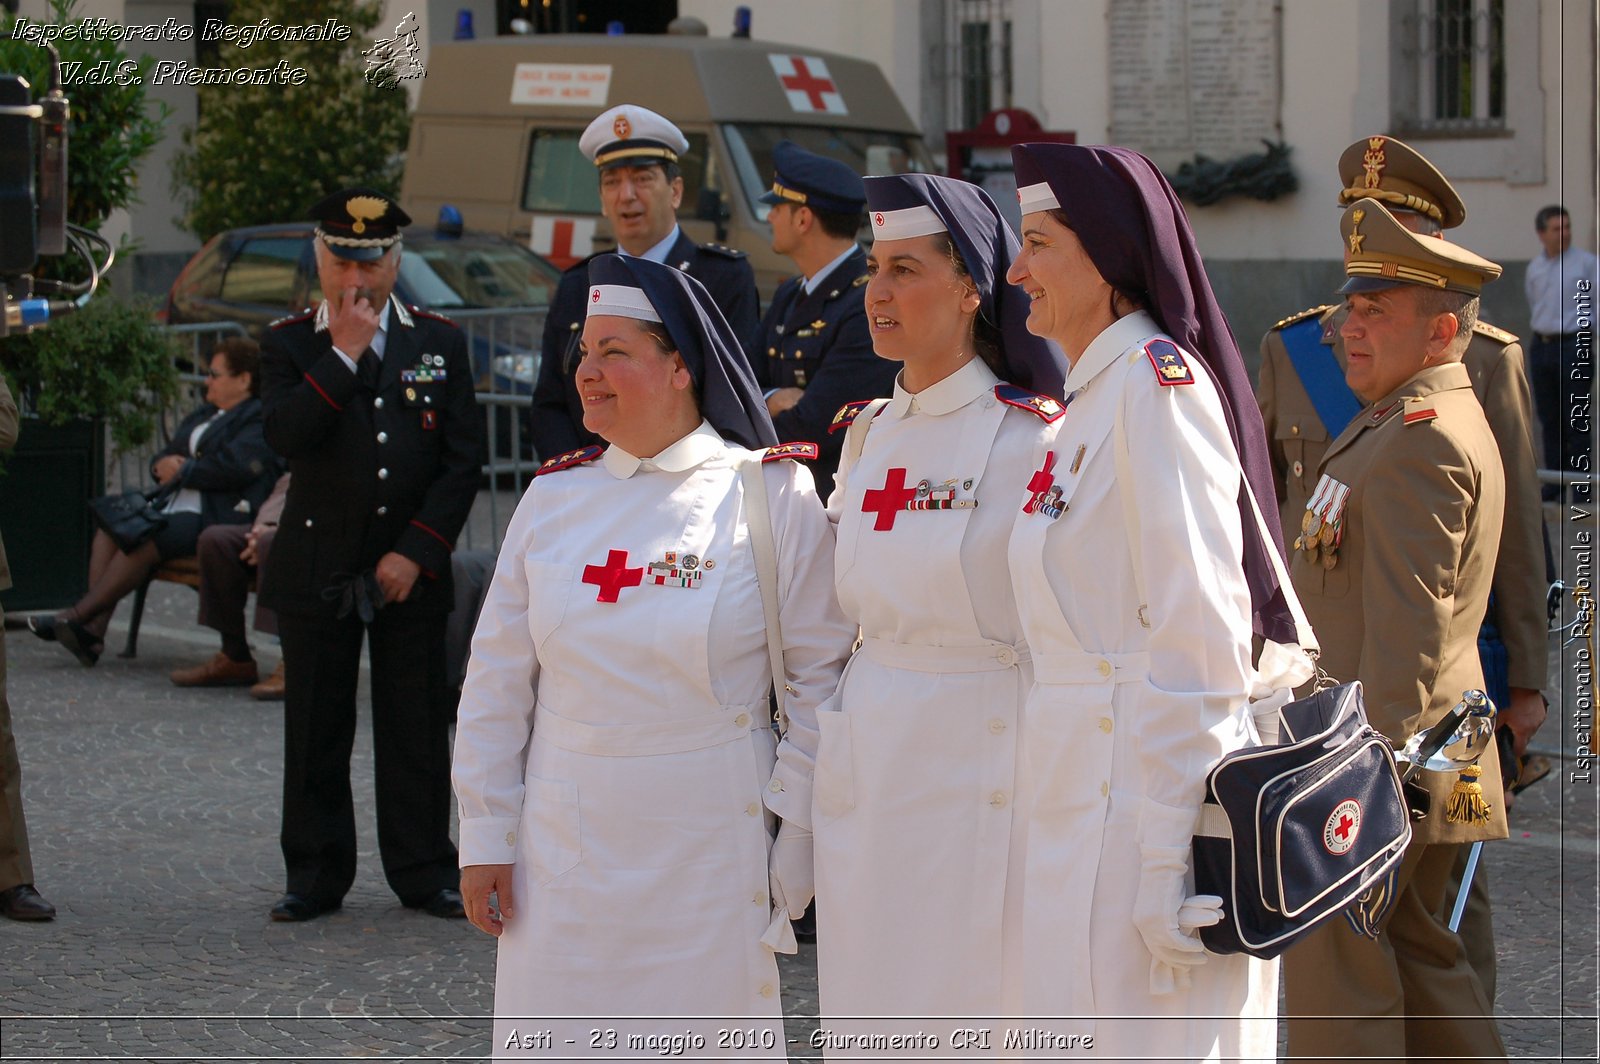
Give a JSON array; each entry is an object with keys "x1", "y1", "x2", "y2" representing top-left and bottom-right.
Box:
[{"x1": 399, "y1": 29, "x2": 934, "y2": 295}]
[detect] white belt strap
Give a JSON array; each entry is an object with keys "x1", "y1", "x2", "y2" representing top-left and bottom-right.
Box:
[{"x1": 741, "y1": 459, "x2": 790, "y2": 734}]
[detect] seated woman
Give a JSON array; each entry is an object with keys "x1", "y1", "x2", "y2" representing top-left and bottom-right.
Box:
[
  {"x1": 31, "y1": 338, "x2": 281, "y2": 666},
  {"x1": 452, "y1": 253, "x2": 855, "y2": 1060}
]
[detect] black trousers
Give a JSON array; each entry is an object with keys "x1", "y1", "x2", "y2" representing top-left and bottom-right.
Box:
[{"x1": 278, "y1": 605, "x2": 458, "y2": 906}]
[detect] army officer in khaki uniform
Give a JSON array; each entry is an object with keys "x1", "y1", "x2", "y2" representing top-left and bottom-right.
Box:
[
  {"x1": 1283, "y1": 199, "x2": 1508, "y2": 1064},
  {"x1": 1258, "y1": 138, "x2": 1546, "y2": 1000}
]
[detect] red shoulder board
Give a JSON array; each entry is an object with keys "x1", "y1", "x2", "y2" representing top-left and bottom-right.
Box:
[
  {"x1": 762, "y1": 442, "x2": 819, "y2": 463},
  {"x1": 269, "y1": 309, "x2": 314, "y2": 329},
  {"x1": 1402, "y1": 397, "x2": 1438, "y2": 425},
  {"x1": 993, "y1": 384, "x2": 1066, "y2": 422},
  {"x1": 1145, "y1": 338, "x2": 1195, "y2": 386},
  {"x1": 535, "y1": 445, "x2": 604, "y2": 476},
  {"x1": 409, "y1": 305, "x2": 458, "y2": 327},
  {"x1": 828, "y1": 399, "x2": 876, "y2": 435}
]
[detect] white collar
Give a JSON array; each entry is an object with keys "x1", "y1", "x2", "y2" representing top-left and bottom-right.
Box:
[
  {"x1": 803, "y1": 244, "x2": 859, "y2": 295},
  {"x1": 1064, "y1": 310, "x2": 1162, "y2": 395},
  {"x1": 623, "y1": 225, "x2": 684, "y2": 266},
  {"x1": 313, "y1": 295, "x2": 409, "y2": 333},
  {"x1": 884, "y1": 357, "x2": 999, "y2": 419},
  {"x1": 601, "y1": 419, "x2": 725, "y2": 478}
]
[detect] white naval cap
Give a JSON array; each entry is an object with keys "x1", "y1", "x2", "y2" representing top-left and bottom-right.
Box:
[{"x1": 578, "y1": 105, "x2": 690, "y2": 170}]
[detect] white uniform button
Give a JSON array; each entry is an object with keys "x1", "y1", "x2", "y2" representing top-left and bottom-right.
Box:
[
  {"x1": 374, "y1": 397, "x2": 384, "y2": 409},
  {"x1": 376, "y1": 506, "x2": 388, "y2": 516},
  {"x1": 304, "y1": 519, "x2": 313, "y2": 528},
  {"x1": 504, "y1": 831, "x2": 516, "y2": 847},
  {"x1": 989, "y1": 791, "x2": 1007, "y2": 809},
  {"x1": 1100, "y1": 781, "x2": 1110, "y2": 797},
  {"x1": 752, "y1": 892, "x2": 765, "y2": 905},
  {"x1": 378, "y1": 468, "x2": 389, "y2": 480},
  {"x1": 734, "y1": 712, "x2": 750, "y2": 728},
  {"x1": 377, "y1": 431, "x2": 388, "y2": 444},
  {"x1": 759, "y1": 984, "x2": 775, "y2": 998},
  {"x1": 988, "y1": 718, "x2": 1006, "y2": 734},
  {"x1": 745, "y1": 802, "x2": 759, "y2": 817},
  {"x1": 1098, "y1": 717, "x2": 1113, "y2": 733},
  {"x1": 996, "y1": 646, "x2": 1016, "y2": 665},
  {"x1": 1097, "y1": 660, "x2": 1112, "y2": 678},
  {"x1": 768, "y1": 779, "x2": 783, "y2": 793}
]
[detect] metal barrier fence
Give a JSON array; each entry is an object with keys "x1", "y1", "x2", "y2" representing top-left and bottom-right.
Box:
[{"x1": 116, "y1": 311, "x2": 548, "y2": 553}]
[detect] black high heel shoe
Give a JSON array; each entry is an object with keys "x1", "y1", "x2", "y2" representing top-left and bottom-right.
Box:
[
  {"x1": 26, "y1": 615, "x2": 58, "y2": 642},
  {"x1": 55, "y1": 618, "x2": 102, "y2": 667}
]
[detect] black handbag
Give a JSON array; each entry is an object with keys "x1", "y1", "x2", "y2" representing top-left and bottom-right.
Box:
[
  {"x1": 88, "y1": 481, "x2": 181, "y2": 553},
  {"x1": 1191, "y1": 680, "x2": 1411, "y2": 959}
]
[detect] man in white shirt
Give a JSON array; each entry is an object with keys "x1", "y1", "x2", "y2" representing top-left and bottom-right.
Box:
[{"x1": 1524, "y1": 204, "x2": 1599, "y2": 492}]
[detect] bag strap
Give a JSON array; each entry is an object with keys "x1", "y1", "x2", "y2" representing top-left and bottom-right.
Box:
[
  {"x1": 843, "y1": 398, "x2": 891, "y2": 468},
  {"x1": 1110, "y1": 374, "x2": 1318, "y2": 655},
  {"x1": 144, "y1": 479, "x2": 182, "y2": 503},
  {"x1": 741, "y1": 458, "x2": 790, "y2": 734}
]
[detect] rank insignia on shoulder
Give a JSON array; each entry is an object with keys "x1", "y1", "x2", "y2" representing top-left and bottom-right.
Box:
[
  {"x1": 994, "y1": 384, "x2": 1066, "y2": 422},
  {"x1": 1271, "y1": 304, "x2": 1336, "y2": 331},
  {"x1": 269, "y1": 308, "x2": 314, "y2": 329},
  {"x1": 829, "y1": 399, "x2": 876, "y2": 434},
  {"x1": 409, "y1": 306, "x2": 457, "y2": 326},
  {"x1": 763, "y1": 442, "x2": 819, "y2": 462},
  {"x1": 1473, "y1": 320, "x2": 1518, "y2": 345},
  {"x1": 1402, "y1": 396, "x2": 1439, "y2": 425},
  {"x1": 700, "y1": 242, "x2": 747, "y2": 259},
  {"x1": 535, "y1": 445, "x2": 604, "y2": 476},
  {"x1": 1144, "y1": 339, "x2": 1195, "y2": 386}
]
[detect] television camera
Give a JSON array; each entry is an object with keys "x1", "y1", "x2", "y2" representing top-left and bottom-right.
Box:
[{"x1": 0, "y1": 32, "x2": 114, "y2": 337}]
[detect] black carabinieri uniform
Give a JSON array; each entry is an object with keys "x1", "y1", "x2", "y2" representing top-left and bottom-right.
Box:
[
  {"x1": 752, "y1": 245, "x2": 891, "y2": 501},
  {"x1": 260, "y1": 296, "x2": 483, "y2": 909},
  {"x1": 530, "y1": 231, "x2": 761, "y2": 459}
]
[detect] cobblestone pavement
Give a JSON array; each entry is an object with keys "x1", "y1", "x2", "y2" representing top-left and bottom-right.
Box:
[{"x1": 0, "y1": 499, "x2": 1594, "y2": 1062}]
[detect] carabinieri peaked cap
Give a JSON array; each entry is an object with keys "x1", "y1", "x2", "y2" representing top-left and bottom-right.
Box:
[
  {"x1": 579, "y1": 104, "x2": 691, "y2": 170},
  {"x1": 864, "y1": 172, "x2": 1066, "y2": 399},
  {"x1": 308, "y1": 187, "x2": 411, "y2": 262},
  {"x1": 760, "y1": 141, "x2": 867, "y2": 215},
  {"x1": 586, "y1": 254, "x2": 778, "y2": 450},
  {"x1": 1011, "y1": 140, "x2": 1294, "y2": 647},
  {"x1": 1339, "y1": 197, "x2": 1502, "y2": 296},
  {"x1": 1336, "y1": 135, "x2": 1467, "y2": 230}
]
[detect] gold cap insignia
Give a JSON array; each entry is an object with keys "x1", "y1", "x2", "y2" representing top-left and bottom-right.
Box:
[
  {"x1": 613, "y1": 114, "x2": 631, "y2": 140},
  {"x1": 1348, "y1": 208, "x2": 1366, "y2": 255},
  {"x1": 346, "y1": 194, "x2": 386, "y2": 236},
  {"x1": 1362, "y1": 137, "x2": 1386, "y2": 189}
]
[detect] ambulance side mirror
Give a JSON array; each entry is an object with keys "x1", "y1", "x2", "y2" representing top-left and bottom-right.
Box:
[{"x1": 695, "y1": 188, "x2": 730, "y2": 242}]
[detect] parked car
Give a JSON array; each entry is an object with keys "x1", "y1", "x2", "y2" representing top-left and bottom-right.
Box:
[{"x1": 164, "y1": 223, "x2": 560, "y2": 395}]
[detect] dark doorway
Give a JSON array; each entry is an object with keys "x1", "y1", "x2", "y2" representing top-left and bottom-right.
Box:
[{"x1": 496, "y1": 0, "x2": 678, "y2": 36}]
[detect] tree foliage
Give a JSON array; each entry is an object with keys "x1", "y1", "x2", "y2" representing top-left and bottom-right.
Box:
[{"x1": 170, "y1": 0, "x2": 410, "y2": 240}]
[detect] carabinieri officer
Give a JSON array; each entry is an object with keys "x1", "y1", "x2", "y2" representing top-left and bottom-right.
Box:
[
  {"x1": 260, "y1": 188, "x2": 483, "y2": 923},
  {"x1": 753, "y1": 141, "x2": 895, "y2": 501},
  {"x1": 531, "y1": 104, "x2": 761, "y2": 460}
]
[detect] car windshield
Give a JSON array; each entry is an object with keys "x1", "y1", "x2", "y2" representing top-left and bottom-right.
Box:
[
  {"x1": 722, "y1": 123, "x2": 936, "y2": 222},
  {"x1": 395, "y1": 240, "x2": 560, "y2": 309}
]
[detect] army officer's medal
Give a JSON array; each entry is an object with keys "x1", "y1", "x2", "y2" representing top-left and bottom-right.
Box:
[
  {"x1": 646, "y1": 550, "x2": 704, "y2": 589},
  {"x1": 1298, "y1": 474, "x2": 1353, "y2": 568}
]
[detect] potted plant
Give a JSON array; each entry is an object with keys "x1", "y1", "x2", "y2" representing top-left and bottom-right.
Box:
[{"x1": 0, "y1": 0, "x2": 172, "y2": 610}]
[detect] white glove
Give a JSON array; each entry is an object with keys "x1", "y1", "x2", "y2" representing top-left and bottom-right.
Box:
[
  {"x1": 760, "y1": 821, "x2": 814, "y2": 955},
  {"x1": 1132, "y1": 845, "x2": 1209, "y2": 995}
]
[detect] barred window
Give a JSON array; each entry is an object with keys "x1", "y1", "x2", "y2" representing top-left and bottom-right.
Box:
[
  {"x1": 1398, "y1": 0, "x2": 1507, "y2": 134},
  {"x1": 925, "y1": 0, "x2": 1014, "y2": 142}
]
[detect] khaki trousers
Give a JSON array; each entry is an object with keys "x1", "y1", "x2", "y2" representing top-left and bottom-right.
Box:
[
  {"x1": 1285, "y1": 842, "x2": 1506, "y2": 1063},
  {"x1": 0, "y1": 608, "x2": 35, "y2": 890}
]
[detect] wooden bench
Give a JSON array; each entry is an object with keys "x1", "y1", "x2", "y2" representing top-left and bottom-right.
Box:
[{"x1": 120, "y1": 557, "x2": 202, "y2": 659}]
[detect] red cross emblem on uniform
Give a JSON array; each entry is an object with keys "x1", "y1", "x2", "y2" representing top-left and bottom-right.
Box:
[
  {"x1": 860, "y1": 467, "x2": 918, "y2": 531},
  {"x1": 1022, "y1": 451, "x2": 1057, "y2": 514},
  {"x1": 582, "y1": 549, "x2": 643, "y2": 603},
  {"x1": 591, "y1": 288, "x2": 601, "y2": 303},
  {"x1": 613, "y1": 114, "x2": 631, "y2": 140},
  {"x1": 873, "y1": 212, "x2": 885, "y2": 227}
]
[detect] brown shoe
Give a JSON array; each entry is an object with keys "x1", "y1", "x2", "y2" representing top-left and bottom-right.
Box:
[
  {"x1": 170, "y1": 652, "x2": 258, "y2": 688},
  {"x1": 250, "y1": 660, "x2": 286, "y2": 701}
]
